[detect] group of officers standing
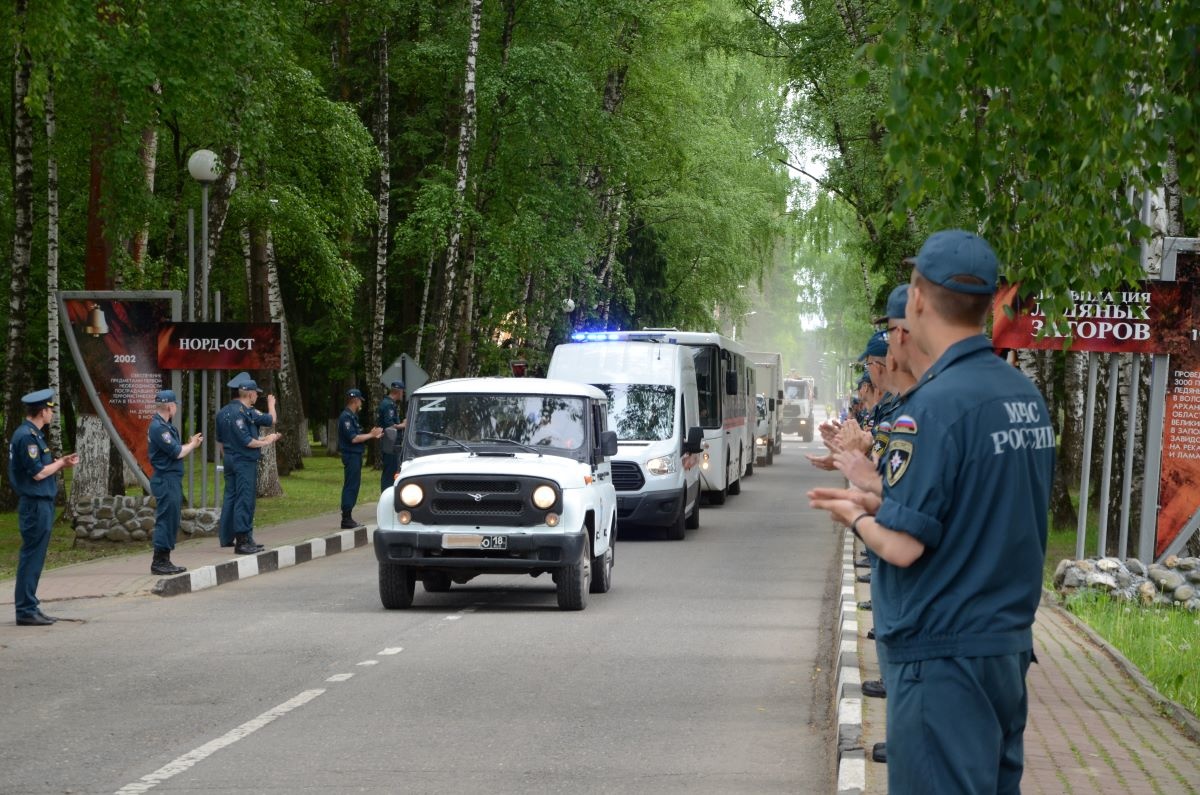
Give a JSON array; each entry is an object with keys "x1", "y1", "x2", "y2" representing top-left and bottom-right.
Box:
[
  {"x1": 9, "y1": 375, "x2": 410, "y2": 622},
  {"x1": 808, "y1": 229, "x2": 1056, "y2": 793}
]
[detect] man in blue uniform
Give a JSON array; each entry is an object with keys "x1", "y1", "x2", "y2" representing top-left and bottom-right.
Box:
[
  {"x1": 339, "y1": 388, "x2": 382, "y2": 528},
  {"x1": 223, "y1": 375, "x2": 281, "y2": 554},
  {"x1": 147, "y1": 390, "x2": 203, "y2": 575},
  {"x1": 811, "y1": 230, "x2": 1055, "y2": 793},
  {"x1": 8, "y1": 389, "x2": 79, "y2": 626},
  {"x1": 376, "y1": 380, "x2": 407, "y2": 491}
]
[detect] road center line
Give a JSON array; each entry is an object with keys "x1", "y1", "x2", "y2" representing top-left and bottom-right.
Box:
[
  {"x1": 114, "y1": 688, "x2": 325, "y2": 794},
  {"x1": 326, "y1": 673, "x2": 354, "y2": 682},
  {"x1": 378, "y1": 647, "x2": 403, "y2": 655}
]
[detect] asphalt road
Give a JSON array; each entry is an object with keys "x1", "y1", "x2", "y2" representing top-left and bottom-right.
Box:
[{"x1": 1, "y1": 435, "x2": 843, "y2": 794}]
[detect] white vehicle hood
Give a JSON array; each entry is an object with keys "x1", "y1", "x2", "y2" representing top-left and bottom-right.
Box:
[
  {"x1": 615, "y1": 438, "x2": 677, "y2": 462},
  {"x1": 399, "y1": 452, "x2": 592, "y2": 487}
]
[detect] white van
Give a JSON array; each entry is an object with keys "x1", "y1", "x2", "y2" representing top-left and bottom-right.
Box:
[{"x1": 548, "y1": 341, "x2": 704, "y2": 539}]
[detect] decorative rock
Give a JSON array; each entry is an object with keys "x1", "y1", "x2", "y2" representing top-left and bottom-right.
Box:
[
  {"x1": 1054, "y1": 559, "x2": 1074, "y2": 586},
  {"x1": 75, "y1": 527, "x2": 89, "y2": 539},
  {"x1": 139, "y1": 517, "x2": 155, "y2": 531},
  {"x1": 1173, "y1": 584, "x2": 1196, "y2": 603},
  {"x1": 116, "y1": 507, "x2": 136, "y2": 522},
  {"x1": 75, "y1": 502, "x2": 94, "y2": 515},
  {"x1": 1177, "y1": 557, "x2": 1199, "y2": 571},
  {"x1": 1063, "y1": 569, "x2": 1085, "y2": 589},
  {"x1": 1137, "y1": 581, "x2": 1158, "y2": 605},
  {"x1": 96, "y1": 506, "x2": 115, "y2": 520},
  {"x1": 1077, "y1": 559, "x2": 1096, "y2": 573},
  {"x1": 1096, "y1": 558, "x2": 1121, "y2": 572},
  {"x1": 1187, "y1": 599, "x2": 1200, "y2": 612},
  {"x1": 130, "y1": 530, "x2": 147, "y2": 541},
  {"x1": 1187, "y1": 570, "x2": 1200, "y2": 584},
  {"x1": 1149, "y1": 568, "x2": 1186, "y2": 591},
  {"x1": 181, "y1": 508, "x2": 198, "y2": 520},
  {"x1": 1164, "y1": 555, "x2": 1180, "y2": 568},
  {"x1": 1126, "y1": 559, "x2": 1148, "y2": 577},
  {"x1": 89, "y1": 526, "x2": 108, "y2": 540},
  {"x1": 107, "y1": 527, "x2": 130, "y2": 542},
  {"x1": 1116, "y1": 571, "x2": 1132, "y2": 588},
  {"x1": 1085, "y1": 572, "x2": 1118, "y2": 591}
]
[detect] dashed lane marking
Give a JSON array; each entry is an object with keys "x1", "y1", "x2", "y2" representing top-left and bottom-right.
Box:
[{"x1": 326, "y1": 673, "x2": 354, "y2": 682}]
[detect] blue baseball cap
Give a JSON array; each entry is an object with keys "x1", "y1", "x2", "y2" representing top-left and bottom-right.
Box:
[
  {"x1": 227, "y1": 371, "x2": 250, "y2": 389},
  {"x1": 857, "y1": 330, "x2": 889, "y2": 361},
  {"x1": 856, "y1": 370, "x2": 873, "y2": 388},
  {"x1": 907, "y1": 229, "x2": 998, "y2": 294},
  {"x1": 21, "y1": 388, "x2": 56, "y2": 408},
  {"x1": 155, "y1": 389, "x2": 178, "y2": 404},
  {"x1": 874, "y1": 285, "x2": 909, "y2": 324},
  {"x1": 347, "y1": 388, "x2": 364, "y2": 400},
  {"x1": 389, "y1": 380, "x2": 405, "y2": 390},
  {"x1": 235, "y1": 376, "x2": 261, "y2": 392}
]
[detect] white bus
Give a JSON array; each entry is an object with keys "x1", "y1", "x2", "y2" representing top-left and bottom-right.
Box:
[{"x1": 569, "y1": 329, "x2": 756, "y2": 504}]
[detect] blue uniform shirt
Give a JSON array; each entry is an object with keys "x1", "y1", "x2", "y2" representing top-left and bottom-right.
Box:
[
  {"x1": 226, "y1": 401, "x2": 274, "y2": 463},
  {"x1": 148, "y1": 414, "x2": 183, "y2": 477},
  {"x1": 339, "y1": 408, "x2": 364, "y2": 455},
  {"x1": 870, "y1": 392, "x2": 902, "y2": 462},
  {"x1": 874, "y1": 335, "x2": 1055, "y2": 663},
  {"x1": 8, "y1": 420, "x2": 57, "y2": 499},
  {"x1": 377, "y1": 396, "x2": 398, "y2": 429}
]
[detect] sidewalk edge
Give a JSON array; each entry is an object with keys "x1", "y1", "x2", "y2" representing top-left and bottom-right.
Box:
[
  {"x1": 152, "y1": 526, "x2": 372, "y2": 597},
  {"x1": 837, "y1": 532, "x2": 866, "y2": 794},
  {"x1": 1041, "y1": 587, "x2": 1200, "y2": 744}
]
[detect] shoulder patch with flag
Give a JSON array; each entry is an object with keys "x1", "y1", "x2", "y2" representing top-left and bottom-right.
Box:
[
  {"x1": 892, "y1": 415, "x2": 918, "y2": 434},
  {"x1": 886, "y1": 440, "x2": 913, "y2": 486}
]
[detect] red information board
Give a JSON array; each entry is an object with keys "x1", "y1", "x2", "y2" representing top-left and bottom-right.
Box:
[{"x1": 157, "y1": 322, "x2": 281, "y2": 370}]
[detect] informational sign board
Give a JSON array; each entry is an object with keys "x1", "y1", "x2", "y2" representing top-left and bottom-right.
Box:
[
  {"x1": 58, "y1": 292, "x2": 181, "y2": 489},
  {"x1": 158, "y1": 322, "x2": 281, "y2": 370}
]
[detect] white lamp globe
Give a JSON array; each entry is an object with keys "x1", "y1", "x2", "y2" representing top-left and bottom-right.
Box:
[{"x1": 187, "y1": 149, "x2": 221, "y2": 183}]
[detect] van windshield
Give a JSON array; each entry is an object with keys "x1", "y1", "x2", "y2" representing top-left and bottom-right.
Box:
[{"x1": 594, "y1": 384, "x2": 675, "y2": 441}]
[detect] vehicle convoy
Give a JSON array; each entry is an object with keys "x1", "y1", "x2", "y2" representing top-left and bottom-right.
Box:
[
  {"x1": 548, "y1": 340, "x2": 704, "y2": 540},
  {"x1": 781, "y1": 375, "x2": 817, "y2": 441},
  {"x1": 568, "y1": 330, "x2": 755, "y2": 504},
  {"x1": 373, "y1": 377, "x2": 618, "y2": 611},
  {"x1": 747, "y1": 351, "x2": 783, "y2": 464}
]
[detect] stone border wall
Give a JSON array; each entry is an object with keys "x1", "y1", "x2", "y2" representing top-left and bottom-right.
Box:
[
  {"x1": 1053, "y1": 555, "x2": 1200, "y2": 610},
  {"x1": 73, "y1": 496, "x2": 220, "y2": 542}
]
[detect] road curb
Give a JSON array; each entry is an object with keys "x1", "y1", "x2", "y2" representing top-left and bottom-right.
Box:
[
  {"x1": 151, "y1": 526, "x2": 373, "y2": 597},
  {"x1": 836, "y1": 531, "x2": 865, "y2": 794},
  {"x1": 1041, "y1": 587, "x2": 1200, "y2": 744}
]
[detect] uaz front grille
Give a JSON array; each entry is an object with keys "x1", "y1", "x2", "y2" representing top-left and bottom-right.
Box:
[
  {"x1": 611, "y1": 461, "x2": 645, "y2": 492},
  {"x1": 433, "y1": 498, "x2": 524, "y2": 516},
  {"x1": 396, "y1": 474, "x2": 561, "y2": 527}
]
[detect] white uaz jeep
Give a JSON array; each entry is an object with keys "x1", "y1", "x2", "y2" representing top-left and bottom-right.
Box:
[{"x1": 374, "y1": 377, "x2": 619, "y2": 611}]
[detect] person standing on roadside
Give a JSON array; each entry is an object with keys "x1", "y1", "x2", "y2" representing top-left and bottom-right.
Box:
[
  {"x1": 147, "y1": 390, "x2": 203, "y2": 575},
  {"x1": 339, "y1": 388, "x2": 382, "y2": 529},
  {"x1": 377, "y1": 380, "x2": 407, "y2": 491},
  {"x1": 8, "y1": 389, "x2": 79, "y2": 626},
  {"x1": 224, "y1": 375, "x2": 281, "y2": 554},
  {"x1": 810, "y1": 230, "x2": 1055, "y2": 794}
]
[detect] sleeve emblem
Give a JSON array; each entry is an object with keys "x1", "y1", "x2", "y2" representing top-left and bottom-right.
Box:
[
  {"x1": 162, "y1": 431, "x2": 173, "y2": 443},
  {"x1": 27, "y1": 443, "x2": 39, "y2": 459},
  {"x1": 892, "y1": 415, "x2": 918, "y2": 434},
  {"x1": 886, "y1": 440, "x2": 914, "y2": 486}
]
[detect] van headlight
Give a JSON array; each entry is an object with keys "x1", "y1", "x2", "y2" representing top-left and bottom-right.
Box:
[
  {"x1": 532, "y1": 484, "x2": 558, "y2": 509},
  {"x1": 399, "y1": 483, "x2": 424, "y2": 507},
  {"x1": 647, "y1": 455, "x2": 677, "y2": 475}
]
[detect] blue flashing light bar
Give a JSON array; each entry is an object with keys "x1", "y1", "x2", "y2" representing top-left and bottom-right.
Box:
[{"x1": 571, "y1": 331, "x2": 625, "y2": 342}]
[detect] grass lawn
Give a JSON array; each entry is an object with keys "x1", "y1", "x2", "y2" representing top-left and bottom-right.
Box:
[{"x1": 0, "y1": 453, "x2": 375, "y2": 581}]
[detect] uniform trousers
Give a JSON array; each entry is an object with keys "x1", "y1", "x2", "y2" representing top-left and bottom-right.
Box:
[
  {"x1": 380, "y1": 451, "x2": 399, "y2": 492},
  {"x1": 229, "y1": 457, "x2": 259, "y2": 537},
  {"x1": 14, "y1": 497, "x2": 55, "y2": 618},
  {"x1": 885, "y1": 650, "x2": 1033, "y2": 795},
  {"x1": 218, "y1": 461, "x2": 237, "y2": 546},
  {"x1": 341, "y1": 452, "x2": 362, "y2": 513},
  {"x1": 150, "y1": 473, "x2": 182, "y2": 551}
]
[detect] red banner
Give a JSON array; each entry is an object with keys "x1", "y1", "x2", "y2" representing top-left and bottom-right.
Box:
[
  {"x1": 992, "y1": 281, "x2": 1191, "y2": 355},
  {"x1": 1154, "y1": 251, "x2": 1200, "y2": 557},
  {"x1": 63, "y1": 296, "x2": 172, "y2": 481},
  {"x1": 157, "y1": 322, "x2": 281, "y2": 370}
]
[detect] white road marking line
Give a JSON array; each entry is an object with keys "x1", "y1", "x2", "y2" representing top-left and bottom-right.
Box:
[
  {"x1": 114, "y1": 689, "x2": 325, "y2": 794},
  {"x1": 378, "y1": 647, "x2": 403, "y2": 655},
  {"x1": 357, "y1": 660, "x2": 379, "y2": 666},
  {"x1": 444, "y1": 615, "x2": 462, "y2": 621},
  {"x1": 326, "y1": 673, "x2": 354, "y2": 682}
]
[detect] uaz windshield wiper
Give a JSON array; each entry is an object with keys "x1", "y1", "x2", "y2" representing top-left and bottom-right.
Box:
[
  {"x1": 413, "y1": 430, "x2": 475, "y2": 455},
  {"x1": 479, "y1": 437, "x2": 543, "y2": 456}
]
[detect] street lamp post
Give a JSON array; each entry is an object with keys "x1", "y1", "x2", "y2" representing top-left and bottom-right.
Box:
[
  {"x1": 732, "y1": 310, "x2": 757, "y2": 341},
  {"x1": 186, "y1": 149, "x2": 220, "y2": 508}
]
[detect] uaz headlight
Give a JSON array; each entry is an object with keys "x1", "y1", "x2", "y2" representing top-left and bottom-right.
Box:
[
  {"x1": 399, "y1": 483, "x2": 424, "y2": 507},
  {"x1": 532, "y1": 484, "x2": 557, "y2": 509}
]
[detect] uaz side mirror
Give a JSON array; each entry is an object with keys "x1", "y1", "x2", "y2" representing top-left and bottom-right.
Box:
[
  {"x1": 600, "y1": 430, "x2": 619, "y2": 458},
  {"x1": 683, "y1": 427, "x2": 704, "y2": 455}
]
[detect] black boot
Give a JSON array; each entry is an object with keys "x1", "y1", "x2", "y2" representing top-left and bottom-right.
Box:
[
  {"x1": 151, "y1": 549, "x2": 186, "y2": 575},
  {"x1": 340, "y1": 511, "x2": 358, "y2": 529},
  {"x1": 234, "y1": 534, "x2": 260, "y2": 555}
]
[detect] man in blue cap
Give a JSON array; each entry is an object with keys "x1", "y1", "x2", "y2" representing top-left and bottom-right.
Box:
[
  {"x1": 339, "y1": 388, "x2": 383, "y2": 528},
  {"x1": 811, "y1": 230, "x2": 1055, "y2": 793},
  {"x1": 376, "y1": 380, "x2": 407, "y2": 491},
  {"x1": 8, "y1": 389, "x2": 79, "y2": 625},
  {"x1": 220, "y1": 373, "x2": 281, "y2": 554},
  {"x1": 147, "y1": 390, "x2": 203, "y2": 575}
]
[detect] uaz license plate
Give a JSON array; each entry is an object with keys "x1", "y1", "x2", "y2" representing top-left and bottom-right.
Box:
[{"x1": 442, "y1": 534, "x2": 508, "y2": 550}]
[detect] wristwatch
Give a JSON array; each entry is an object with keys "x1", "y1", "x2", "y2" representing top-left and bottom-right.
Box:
[{"x1": 850, "y1": 512, "x2": 871, "y2": 540}]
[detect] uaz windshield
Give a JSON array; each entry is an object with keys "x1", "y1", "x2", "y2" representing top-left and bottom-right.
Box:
[{"x1": 409, "y1": 394, "x2": 587, "y2": 454}]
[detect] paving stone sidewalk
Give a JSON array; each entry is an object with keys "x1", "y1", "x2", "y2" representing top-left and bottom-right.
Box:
[{"x1": 846, "y1": 538, "x2": 1200, "y2": 794}]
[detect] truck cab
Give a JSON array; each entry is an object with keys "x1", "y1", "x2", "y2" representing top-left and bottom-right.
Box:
[{"x1": 373, "y1": 378, "x2": 618, "y2": 611}]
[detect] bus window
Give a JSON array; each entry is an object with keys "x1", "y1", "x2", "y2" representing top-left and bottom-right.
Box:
[{"x1": 693, "y1": 346, "x2": 719, "y2": 428}]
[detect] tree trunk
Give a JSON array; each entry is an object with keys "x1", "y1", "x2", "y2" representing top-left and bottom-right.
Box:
[
  {"x1": 127, "y1": 81, "x2": 162, "y2": 283},
  {"x1": 2, "y1": 7, "x2": 35, "y2": 510},
  {"x1": 71, "y1": 416, "x2": 113, "y2": 506},
  {"x1": 265, "y1": 230, "x2": 303, "y2": 473},
  {"x1": 369, "y1": 30, "x2": 391, "y2": 422},
  {"x1": 430, "y1": 0, "x2": 482, "y2": 379},
  {"x1": 249, "y1": 224, "x2": 283, "y2": 498},
  {"x1": 46, "y1": 76, "x2": 63, "y2": 458},
  {"x1": 414, "y1": 249, "x2": 437, "y2": 362}
]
